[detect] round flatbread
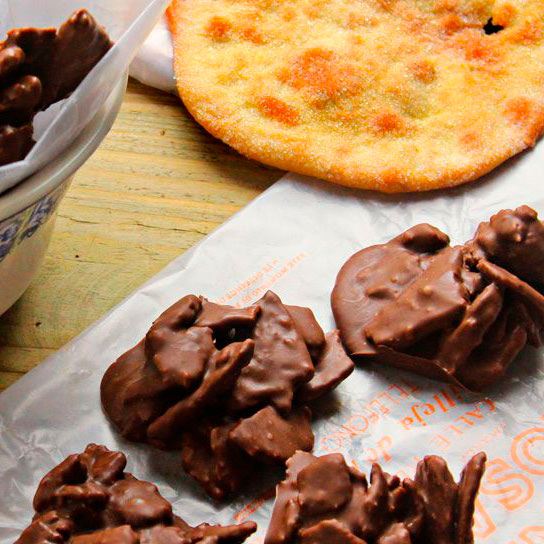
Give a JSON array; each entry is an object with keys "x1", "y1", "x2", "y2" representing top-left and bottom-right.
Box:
[{"x1": 168, "y1": 0, "x2": 544, "y2": 192}]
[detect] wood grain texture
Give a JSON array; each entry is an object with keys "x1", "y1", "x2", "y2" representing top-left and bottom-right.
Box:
[{"x1": 0, "y1": 79, "x2": 282, "y2": 392}]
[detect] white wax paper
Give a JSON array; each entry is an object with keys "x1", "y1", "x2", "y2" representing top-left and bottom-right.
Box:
[
  {"x1": 0, "y1": 0, "x2": 170, "y2": 193},
  {"x1": 2, "y1": 14, "x2": 544, "y2": 544},
  {"x1": 1, "y1": 161, "x2": 544, "y2": 542}
]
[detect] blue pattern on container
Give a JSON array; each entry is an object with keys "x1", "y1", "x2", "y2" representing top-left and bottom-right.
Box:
[{"x1": 0, "y1": 183, "x2": 67, "y2": 263}]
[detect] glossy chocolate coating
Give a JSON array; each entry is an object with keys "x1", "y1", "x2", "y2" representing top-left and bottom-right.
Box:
[
  {"x1": 331, "y1": 206, "x2": 544, "y2": 390},
  {"x1": 469, "y1": 205, "x2": 544, "y2": 287},
  {"x1": 230, "y1": 405, "x2": 314, "y2": 462},
  {"x1": 101, "y1": 291, "x2": 354, "y2": 499},
  {"x1": 0, "y1": 123, "x2": 33, "y2": 166},
  {"x1": 0, "y1": 10, "x2": 112, "y2": 167},
  {"x1": 265, "y1": 451, "x2": 486, "y2": 544},
  {"x1": 15, "y1": 444, "x2": 256, "y2": 544},
  {"x1": 228, "y1": 291, "x2": 315, "y2": 413}
]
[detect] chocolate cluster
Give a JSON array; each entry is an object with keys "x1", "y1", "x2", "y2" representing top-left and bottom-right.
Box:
[
  {"x1": 101, "y1": 291, "x2": 354, "y2": 499},
  {"x1": 0, "y1": 10, "x2": 112, "y2": 167},
  {"x1": 15, "y1": 444, "x2": 256, "y2": 544},
  {"x1": 266, "y1": 451, "x2": 486, "y2": 544},
  {"x1": 332, "y1": 205, "x2": 544, "y2": 390}
]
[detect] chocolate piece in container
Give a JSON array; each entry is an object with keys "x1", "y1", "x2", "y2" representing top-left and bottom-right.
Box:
[
  {"x1": 265, "y1": 450, "x2": 486, "y2": 544},
  {"x1": 101, "y1": 290, "x2": 354, "y2": 499},
  {"x1": 15, "y1": 444, "x2": 257, "y2": 544},
  {"x1": 0, "y1": 124, "x2": 33, "y2": 166},
  {"x1": 331, "y1": 205, "x2": 544, "y2": 390},
  {"x1": 0, "y1": 10, "x2": 112, "y2": 167}
]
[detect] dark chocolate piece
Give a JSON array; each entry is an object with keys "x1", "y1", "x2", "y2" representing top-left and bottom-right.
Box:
[
  {"x1": 297, "y1": 330, "x2": 354, "y2": 402},
  {"x1": 195, "y1": 296, "x2": 260, "y2": 332},
  {"x1": 180, "y1": 422, "x2": 253, "y2": 500},
  {"x1": 0, "y1": 123, "x2": 33, "y2": 165},
  {"x1": 265, "y1": 451, "x2": 486, "y2": 544},
  {"x1": 299, "y1": 519, "x2": 368, "y2": 544},
  {"x1": 0, "y1": 10, "x2": 112, "y2": 167},
  {"x1": 145, "y1": 295, "x2": 209, "y2": 389},
  {"x1": 469, "y1": 205, "x2": 544, "y2": 287},
  {"x1": 230, "y1": 405, "x2": 314, "y2": 462},
  {"x1": 101, "y1": 291, "x2": 353, "y2": 499},
  {"x1": 285, "y1": 305, "x2": 326, "y2": 360},
  {"x1": 297, "y1": 453, "x2": 352, "y2": 515},
  {"x1": 45, "y1": 10, "x2": 112, "y2": 106},
  {"x1": 16, "y1": 444, "x2": 256, "y2": 544},
  {"x1": 436, "y1": 283, "x2": 503, "y2": 373},
  {"x1": 332, "y1": 228, "x2": 430, "y2": 357},
  {"x1": 331, "y1": 206, "x2": 544, "y2": 390},
  {"x1": 100, "y1": 340, "x2": 176, "y2": 443},
  {"x1": 147, "y1": 339, "x2": 254, "y2": 444},
  {"x1": 365, "y1": 247, "x2": 469, "y2": 350},
  {"x1": 455, "y1": 454, "x2": 488, "y2": 544},
  {"x1": 229, "y1": 291, "x2": 315, "y2": 413}
]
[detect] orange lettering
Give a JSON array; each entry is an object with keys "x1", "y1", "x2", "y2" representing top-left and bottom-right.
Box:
[
  {"x1": 472, "y1": 498, "x2": 496, "y2": 538},
  {"x1": 465, "y1": 404, "x2": 484, "y2": 420},
  {"x1": 410, "y1": 402, "x2": 435, "y2": 426},
  {"x1": 364, "y1": 407, "x2": 380, "y2": 423},
  {"x1": 400, "y1": 378, "x2": 419, "y2": 394},
  {"x1": 480, "y1": 458, "x2": 534, "y2": 511},
  {"x1": 433, "y1": 388, "x2": 455, "y2": 413},
  {"x1": 344, "y1": 414, "x2": 369, "y2": 434},
  {"x1": 389, "y1": 383, "x2": 412, "y2": 399},
  {"x1": 511, "y1": 427, "x2": 544, "y2": 476},
  {"x1": 377, "y1": 436, "x2": 393, "y2": 462},
  {"x1": 510, "y1": 526, "x2": 544, "y2": 544},
  {"x1": 430, "y1": 434, "x2": 451, "y2": 452},
  {"x1": 366, "y1": 447, "x2": 379, "y2": 464},
  {"x1": 233, "y1": 487, "x2": 275, "y2": 523},
  {"x1": 378, "y1": 391, "x2": 400, "y2": 406},
  {"x1": 519, "y1": 526, "x2": 544, "y2": 543},
  {"x1": 369, "y1": 398, "x2": 391, "y2": 415},
  {"x1": 457, "y1": 415, "x2": 476, "y2": 426},
  {"x1": 447, "y1": 423, "x2": 464, "y2": 435}
]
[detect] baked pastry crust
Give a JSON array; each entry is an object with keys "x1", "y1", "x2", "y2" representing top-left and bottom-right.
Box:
[{"x1": 168, "y1": 0, "x2": 544, "y2": 192}]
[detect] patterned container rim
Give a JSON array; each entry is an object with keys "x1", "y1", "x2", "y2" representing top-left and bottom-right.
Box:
[
  {"x1": 0, "y1": 183, "x2": 69, "y2": 263},
  {"x1": 0, "y1": 74, "x2": 128, "y2": 225}
]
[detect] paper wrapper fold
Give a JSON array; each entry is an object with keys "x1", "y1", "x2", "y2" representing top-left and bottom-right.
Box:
[{"x1": 0, "y1": 0, "x2": 170, "y2": 193}]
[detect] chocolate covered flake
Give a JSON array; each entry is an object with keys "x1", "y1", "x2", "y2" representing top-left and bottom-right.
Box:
[
  {"x1": 0, "y1": 10, "x2": 112, "y2": 166},
  {"x1": 265, "y1": 451, "x2": 486, "y2": 544},
  {"x1": 16, "y1": 444, "x2": 256, "y2": 544},
  {"x1": 332, "y1": 206, "x2": 544, "y2": 390},
  {"x1": 102, "y1": 291, "x2": 352, "y2": 499}
]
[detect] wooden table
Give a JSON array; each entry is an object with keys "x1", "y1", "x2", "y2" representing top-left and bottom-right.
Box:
[{"x1": 0, "y1": 79, "x2": 282, "y2": 392}]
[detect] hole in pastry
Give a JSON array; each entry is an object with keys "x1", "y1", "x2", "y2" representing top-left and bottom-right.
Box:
[{"x1": 483, "y1": 18, "x2": 504, "y2": 34}]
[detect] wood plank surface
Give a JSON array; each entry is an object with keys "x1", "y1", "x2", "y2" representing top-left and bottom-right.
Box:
[{"x1": 0, "y1": 79, "x2": 282, "y2": 392}]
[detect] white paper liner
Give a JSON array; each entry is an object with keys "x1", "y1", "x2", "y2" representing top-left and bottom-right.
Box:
[
  {"x1": 0, "y1": 0, "x2": 171, "y2": 193},
  {"x1": 1, "y1": 162, "x2": 544, "y2": 542},
  {"x1": 130, "y1": 15, "x2": 176, "y2": 94}
]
